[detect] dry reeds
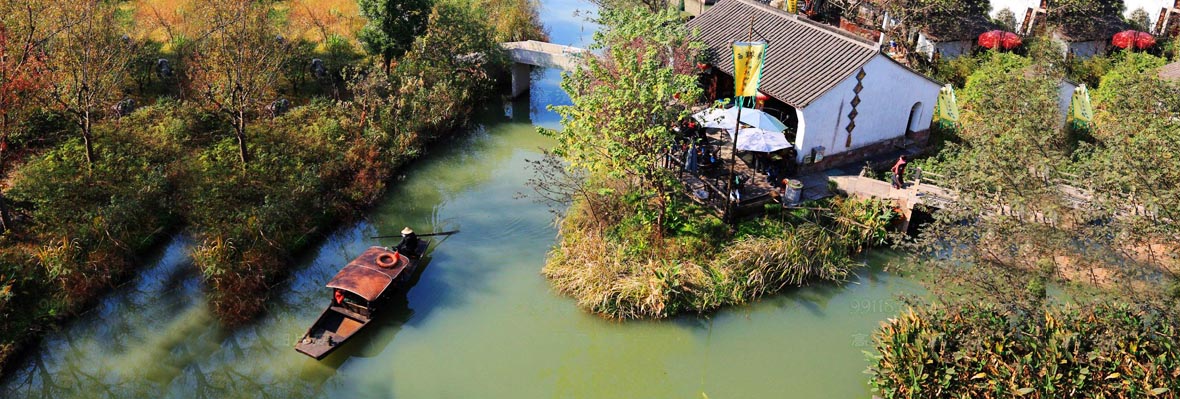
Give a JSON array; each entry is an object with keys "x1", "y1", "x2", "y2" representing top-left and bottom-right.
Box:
[{"x1": 543, "y1": 199, "x2": 860, "y2": 319}]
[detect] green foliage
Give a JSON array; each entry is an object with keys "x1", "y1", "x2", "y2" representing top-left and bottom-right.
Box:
[
  {"x1": 357, "y1": 0, "x2": 434, "y2": 68},
  {"x1": 477, "y1": 0, "x2": 548, "y2": 42},
  {"x1": 869, "y1": 303, "x2": 1180, "y2": 398},
  {"x1": 993, "y1": 7, "x2": 1017, "y2": 31},
  {"x1": 928, "y1": 53, "x2": 980, "y2": 89},
  {"x1": 0, "y1": 0, "x2": 544, "y2": 367},
  {"x1": 544, "y1": 6, "x2": 702, "y2": 237},
  {"x1": 1090, "y1": 52, "x2": 1167, "y2": 110},
  {"x1": 5, "y1": 103, "x2": 185, "y2": 311}
]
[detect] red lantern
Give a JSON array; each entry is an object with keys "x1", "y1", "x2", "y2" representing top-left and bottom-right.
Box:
[
  {"x1": 696, "y1": 62, "x2": 709, "y2": 71},
  {"x1": 978, "y1": 30, "x2": 1022, "y2": 50},
  {"x1": 755, "y1": 91, "x2": 770, "y2": 109},
  {"x1": 1112, "y1": 30, "x2": 1155, "y2": 50}
]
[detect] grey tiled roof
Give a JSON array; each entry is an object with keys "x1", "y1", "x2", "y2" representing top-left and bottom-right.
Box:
[{"x1": 687, "y1": 0, "x2": 880, "y2": 107}]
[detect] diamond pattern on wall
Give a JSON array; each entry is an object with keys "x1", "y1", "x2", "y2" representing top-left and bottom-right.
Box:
[{"x1": 845, "y1": 68, "x2": 866, "y2": 148}]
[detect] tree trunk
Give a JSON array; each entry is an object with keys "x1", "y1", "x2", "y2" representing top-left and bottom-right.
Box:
[
  {"x1": 0, "y1": 196, "x2": 10, "y2": 234},
  {"x1": 235, "y1": 115, "x2": 249, "y2": 165},
  {"x1": 82, "y1": 113, "x2": 95, "y2": 167},
  {"x1": 0, "y1": 119, "x2": 8, "y2": 234}
]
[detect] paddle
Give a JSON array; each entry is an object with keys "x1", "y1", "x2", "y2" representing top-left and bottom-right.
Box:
[{"x1": 370, "y1": 230, "x2": 459, "y2": 239}]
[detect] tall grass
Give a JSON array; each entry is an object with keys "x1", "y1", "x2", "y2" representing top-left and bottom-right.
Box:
[{"x1": 542, "y1": 195, "x2": 889, "y2": 319}]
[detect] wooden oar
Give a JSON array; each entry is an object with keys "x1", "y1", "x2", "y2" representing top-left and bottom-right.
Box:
[{"x1": 370, "y1": 230, "x2": 459, "y2": 239}]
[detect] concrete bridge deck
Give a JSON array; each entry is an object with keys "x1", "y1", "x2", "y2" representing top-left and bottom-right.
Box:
[{"x1": 501, "y1": 40, "x2": 588, "y2": 97}]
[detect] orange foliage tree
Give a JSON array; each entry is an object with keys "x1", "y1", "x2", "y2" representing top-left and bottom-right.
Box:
[
  {"x1": 43, "y1": 0, "x2": 131, "y2": 167},
  {"x1": 187, "y1": 0, "x2": 292, "y2": 166},
  {"x1": 0, "y1": 4, "x2": 51, "y2": 232}
]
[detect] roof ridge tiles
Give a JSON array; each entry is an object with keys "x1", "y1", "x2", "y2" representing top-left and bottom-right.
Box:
[{"x1": 732, "y1": 0, "x2": 881, "y2": 51}]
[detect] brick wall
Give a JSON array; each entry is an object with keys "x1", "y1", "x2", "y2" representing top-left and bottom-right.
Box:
[
  {"x1": 838, "y1": 17, "x2": 882, "y2": 42},
  {"x1": 797, "y1": 129, "x2": 929, "y2": 174}
]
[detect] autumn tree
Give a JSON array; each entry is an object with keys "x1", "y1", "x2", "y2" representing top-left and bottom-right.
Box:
[
  {"x1": 0, "y1": 9, "x2": 50, "y2": 233},
  {"x1": 821, "y1": 0, "x2": 870, "y2": 21},
  {"x1": 993, "y1": 7, "x2": 1017, "y2": 31},
  {"x1": 43, "y1": 0, "x2": 131, "y2": 167},
  {"x1": 873, "y1": 0, "x2": 990, "y2": 53},
  {"x1": 189, "y1": 0, "x2": 292, "y2": 165},
  {"x1": 1083, "y1": 53, "x2": 1180, "y2": 273},
  {"x1": 901, "y1": 53, "x2": 1089, "y2": 309},
  {"x1": 357, "y1": 0, "x2": 433, "y2": 73},
  {"x1": 1126, "y1": 7, "x2": 1151, "y2": 31},
  {"x1": 1044, "y1": 0, "x2": 1126, "y2": 37},
  {"x1": 480, "y1": 0, "x2": 548, "y2": 42},
  {"x1": 543, "y1": 7, "x2": 703, "y2": 236}
]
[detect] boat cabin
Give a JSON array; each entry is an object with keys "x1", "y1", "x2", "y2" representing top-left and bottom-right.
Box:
[{"x1": 296, "y1": 244, "x2": 426, "y2": 359}]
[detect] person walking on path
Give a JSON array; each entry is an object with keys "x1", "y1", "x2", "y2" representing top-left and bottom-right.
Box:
[{"x1": 891, "y1": 155, "x2": 908, "y2": 189}]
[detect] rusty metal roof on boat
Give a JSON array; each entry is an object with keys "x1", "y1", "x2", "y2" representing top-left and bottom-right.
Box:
[
  {"x1": 686, "y1": 0, "x2": 880, "y2": 108},
  {"x1": 326, "y1": 246, "x2": 409, "y2": 302}
]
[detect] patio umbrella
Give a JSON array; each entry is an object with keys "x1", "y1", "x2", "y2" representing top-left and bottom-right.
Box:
[
  {"x1": 691, "y1": 107, "x2": 731, "y2": 129},
  {"x1": 692, "y1": 106, "x2": 788, "y2": 131},
  {"x1": 727, "y1": 127, "x2": 792, "y2": 153},
  {"x1": 1112, "y1": 30, "x2": 1155, "y2": 50},
  {"x1": 978, "y1": 30, "x2": 1022, "y2": 50}
]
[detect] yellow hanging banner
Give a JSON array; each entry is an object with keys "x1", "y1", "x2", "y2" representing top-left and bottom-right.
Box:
[
  {"x1": 732, "y1": 41, "x2": 767, "y2": 98},
  {"x1": 786, "y1": 0, "x2": 797, "y2": 13}
]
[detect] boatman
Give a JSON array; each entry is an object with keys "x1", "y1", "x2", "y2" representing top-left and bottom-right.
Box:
[{"x1": 396, "y1": 227, "x2": 420, "y2": 256}]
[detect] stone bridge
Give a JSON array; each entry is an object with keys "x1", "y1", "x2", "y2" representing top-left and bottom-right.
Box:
[{"x1": 500, "y1": 40, "x2": 587, "y2": 97}]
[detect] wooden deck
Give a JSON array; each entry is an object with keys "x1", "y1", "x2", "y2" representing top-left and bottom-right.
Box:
[
  {"x1": 666, "y1": 128, "x2": 792, "y2": 216},
  {"x1": 666, "y1": 126, "x2": 1124, "y2": 228}
]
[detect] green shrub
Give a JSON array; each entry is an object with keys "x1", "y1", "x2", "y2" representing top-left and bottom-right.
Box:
[{"x1": 869, "y1": 303, "x2": 1180, "y2": 398}]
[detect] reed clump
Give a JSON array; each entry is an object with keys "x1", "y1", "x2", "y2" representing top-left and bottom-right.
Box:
[
  {"x1": 868, "y1": 302, "x2": 1180, "y2": 398},
  {"x1": 543, "y1": 196, "x2": 894, "y2": 319}
]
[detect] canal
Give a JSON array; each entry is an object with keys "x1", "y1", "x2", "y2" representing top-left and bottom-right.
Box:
[{"x1": 0, "y1": 1, "x2": 922, "y2": 397}]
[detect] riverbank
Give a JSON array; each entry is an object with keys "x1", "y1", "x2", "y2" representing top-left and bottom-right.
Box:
[
  {"x1": 544, "y1": 195, "x2": 896, "y2": 319},
  {"x1": 0, "y1": 0, "x2": 544, "y2": 373}
]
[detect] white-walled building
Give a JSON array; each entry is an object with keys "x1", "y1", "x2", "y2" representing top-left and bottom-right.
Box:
[
  {"x1": 1123, "y1": 1, "x2": 1179, "y2": 34},
  {"x1": 687, "y1": 0, "x2": 942, "y2": 168},
  {"x1": 992, "y1": 0, "x2": 1127, "y2": 58},
  {"x1": 914, "y1": 16, "x2": 998, "y2": 61}
]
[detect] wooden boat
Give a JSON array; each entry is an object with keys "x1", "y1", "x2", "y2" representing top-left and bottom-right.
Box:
[{"x1": 295, "y1": 241, "x2": 430, "y2": 360}]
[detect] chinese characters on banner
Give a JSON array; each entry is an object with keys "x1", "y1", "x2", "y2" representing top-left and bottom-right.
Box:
[{"x1": 732, "y1": 41, "x2": 768, "y2": 98}]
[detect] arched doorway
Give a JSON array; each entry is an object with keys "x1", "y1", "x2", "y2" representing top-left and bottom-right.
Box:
[
  {"x1": 906, "y1": 102, "x2": 924, "y2": 133},
  {"x1": 904, "y1": 102, "x2": 924, "y2": 147}
]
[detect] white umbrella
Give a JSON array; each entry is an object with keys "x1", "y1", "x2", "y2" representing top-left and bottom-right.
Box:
[
  {"x1": 692, "y1": 106, "x2": 788, "y2": 131},
  {"x1": 727, "y1": 127, "x2": 792, "y2": 153},
  {"x1": 691, "y1": 107, "x2": 731, "y2": 129}
]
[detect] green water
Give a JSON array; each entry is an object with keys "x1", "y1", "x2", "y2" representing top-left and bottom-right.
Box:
[{"x1": 0, "y1": 2, "x2": 924, "y2": 397}]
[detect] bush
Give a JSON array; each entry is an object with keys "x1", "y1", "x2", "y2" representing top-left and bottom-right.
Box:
[
  {"x1": 542, "y1": 195, "x2": 880, "y2": 319},
  {"x1": 869, "y1": 303, "x2": 1180, "y2": 398}
]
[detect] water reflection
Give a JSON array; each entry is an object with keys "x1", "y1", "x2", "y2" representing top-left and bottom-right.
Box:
[{"x1": 0, "y1": 2, "x2": 927, "y2": 397}]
